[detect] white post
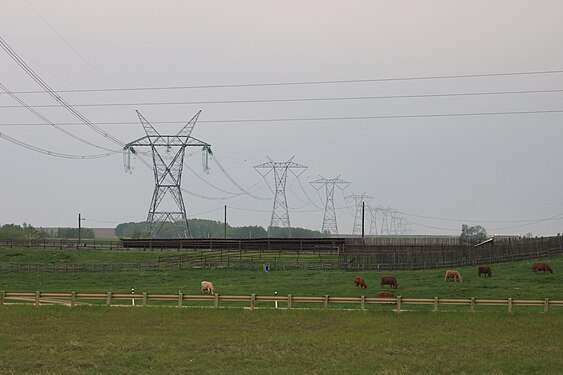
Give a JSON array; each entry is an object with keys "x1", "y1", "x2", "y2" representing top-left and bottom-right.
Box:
[
  {"x1": 274, "y1": 291, "x2": 278, "y2": 308},
  {"x1": 131, "y1": 288, "x2": 135, "y2": 306}
]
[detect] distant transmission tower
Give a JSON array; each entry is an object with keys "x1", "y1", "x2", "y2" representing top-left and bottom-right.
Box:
[
  {"x1": 254, "y1": 156, "x2": 307, "y2": 234},
  {"x1": 310, "y1": 176, "x2": 350, "y2": 235},
  {"x1": 346, "y1": 193, "x2": 372, "y2": 235},
  {"x1": 368, "y1": 206, "x2": 380, "y2": 235},
  {"x1": 124, "y1": 110, "x2": 211, "y2": 238}
]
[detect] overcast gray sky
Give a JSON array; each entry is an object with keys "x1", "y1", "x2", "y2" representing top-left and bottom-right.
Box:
[{"x1": 1, "y1": 0, "x2": 562, "y2": 236}]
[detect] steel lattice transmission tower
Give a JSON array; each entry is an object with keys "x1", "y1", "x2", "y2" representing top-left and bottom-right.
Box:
[
  {"x1": 310, "y1": 176, "x2": 350, "y2": 234},
  {"x1": 124, "y1": 110, "x2": 211, "y2": 238},
  {"x1": 368, "y1": 206, "x2": 380, "y2": 235},
  {"x1": 254, "y1": 156, "x2": 307, "y2": 233},
  {"x1": 346, "y1": 193, "x2": 372, "y2": 235}
]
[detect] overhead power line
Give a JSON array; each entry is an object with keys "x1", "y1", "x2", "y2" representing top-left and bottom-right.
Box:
[
  {"x1": 2, "y1": 88, "x2": 562, "y2": 109},
  {"x1": 0, "y1": 36, "x2": 124, "y2": 146},
  {"x1": 0, "y1": 131, "x2": 113, "y2": 159},
  {"x1": 2, "y1": 108, "x2": 562, "y2": 128},
  {"x1": 0, "y1": 82, "x2": 120, "y2": 153},
  {"x1": 2, "y1": 68, "x2": 563, "y2": 95}
]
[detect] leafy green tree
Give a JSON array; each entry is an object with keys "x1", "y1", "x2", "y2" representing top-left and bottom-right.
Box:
[
  {"x1": 228, "y1": 226, "x2": 268, "y2": 239},
  {"x1": 460, "y1": 224, "x2": 488, "y2": 244},
  {"x1": 0, "y1": 223, "x2": 48, "y2": 240},
  {"x1": 267, "y1": 226, "x2": 326, "y2": 238},
  {"x1": 114, "y1": 220, "x2": 326, "y2": 239}
]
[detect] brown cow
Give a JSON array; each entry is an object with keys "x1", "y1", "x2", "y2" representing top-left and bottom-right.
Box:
[
  {"x1": 532, "y1": 262, "x2": 553, "y2": 273},
  {"x1": 478, "y1": 265, "x2": 492, "y2": 277},
  {"x1": 380, "y1": 275, "x2": 399, "y2": 289},
  {"x1": 353, "y1": 277, "x2": 368, "y2": 288},
  {"x1": 378, "y1": 291, "x2": 395, "y2": 298},
  {"x1": 445, "y1": 270, "x2": 463, "y2": 282},
  {"x1": 200, "y1": 280, "x2": 215, "y2": 294}
]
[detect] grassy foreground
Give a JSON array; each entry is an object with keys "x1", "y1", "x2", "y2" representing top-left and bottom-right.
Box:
[{"x1": 0, "y1": 305, "x2": 562, "y2": 374}]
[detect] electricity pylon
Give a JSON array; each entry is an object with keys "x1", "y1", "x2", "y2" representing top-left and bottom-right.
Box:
[
  {"x1": 254, "y1": 156, "x2": 307, "y2": 235},
  {"x1": 346, "y1": 193, "x2": 372, "y2": 235},
  {"x1": 124, "y1": 110, "x2": 211, "y2": 238},
  {"x1": 310, "y1": 176, "x2": 350, "y2": 235},
  {"x1": 368, "y1": 206, "x2": 380, "y2": 235}
]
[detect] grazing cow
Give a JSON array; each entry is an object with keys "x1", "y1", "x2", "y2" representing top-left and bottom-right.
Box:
[
  {"x1": 478, "y1": 265, "x2": 492, "y2": 277},
  {"x1": 200, "y1": 280, "x2": 215, "y2": 294},
  {"x1": 532, "y1": 262, "x2": 553, "y2": 273},
  {"x1": 378, "y1": 291, "x2": 395, "y2": 298},
  {"x1": 380, "y1": 275, "x2": 399, "y2": 289},
  {"x1": 445, "y1": 270, "x2": 463, "y2": 282},
  {"x1": 353, "y1": 277, "x2": 368, "y2": 289}
]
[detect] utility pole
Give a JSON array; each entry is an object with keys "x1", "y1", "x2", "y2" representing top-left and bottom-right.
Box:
[
  {"x1": 362, "y1": 201, "x2": 365, "y2": 239},
  {"x1": 224, "y1": 205, "x2": 227, "y2": 239},
  {"x1": 77, "y1": 213, "x2": 85, "y2": 248}
]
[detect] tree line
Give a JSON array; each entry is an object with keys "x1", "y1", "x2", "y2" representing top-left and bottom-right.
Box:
[
  {"x1": 0, "y1": 223, "x2": 94, "y2": 240},
  {"x1": 0, "y1": 220, "x2": 490, "y2": 242},
  {"x1": 114, "y1": 219, "x2": 328, "y2": 239}
]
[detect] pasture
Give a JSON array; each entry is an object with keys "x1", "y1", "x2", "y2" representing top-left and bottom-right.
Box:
[
  {"x1": 0, "y1": 247, "x2": 561, "y2": 306},
  {"x1": 1, "y1": 247, "x2": 562, "y2": 373},
  {"x1": 1, "y1": 306, "x2": 562, "y2": 374}
]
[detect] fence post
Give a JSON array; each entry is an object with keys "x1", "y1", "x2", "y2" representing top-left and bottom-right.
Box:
[
  {"x1": 35, "y1": 291, "x2": 41, "y2": 307},
  {"x1": 433, "y1": 297, "x2": 439, "y2": 312},
  {"x1": 360, "y1": 295, "x2": 365, "y2": 311},
  {"x1": 508, "y1": 298, "x2": 513, "y2": 313},
  {"x1": 324, "y1": 295, "x2": 329, "y2": 310},
  {"x1": 250, "y1": 293, "x2": 256, "y2": 310},
  {"x1": 178, "y1": 292, "x2": 183, "y2": 307},
  {"x1": 544, "y1": 298, "x2": 549, "y2": 313},
  {"x1": 106, "y1": 292, "x2": 112, "y2": 306},
  {"x1": 288, "y1": 294, "x2": 292, "y2": 310},
  {"x1": 142, "y1": 292, "x2": 148, "y2": 306},
  {"x1": 71, "y1": 291, "x2": 76, "y2": 308},
  {"x1": 0, "y1": 291, "x2": 4, "y2": 305},
  {"x1": 395, "y1": 296, "x2": 402, "y2": 313},
  {"x1": 214, "y1": 293, "x2": 219, "y2": 308},
  {"x1": 471, "y1": 297, "x2": 475, "y2": 312}
]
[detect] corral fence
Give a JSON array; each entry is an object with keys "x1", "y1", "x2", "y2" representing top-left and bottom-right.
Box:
[
  {"x1": 1, "y1": 291, "x2": 562, "y2": 313},
  {"x1": 1, "y1": 236, "x2": 562, "y2": 272},
  {"x1": 340, "y1": 235, "x2": 563, "y2": 270}
]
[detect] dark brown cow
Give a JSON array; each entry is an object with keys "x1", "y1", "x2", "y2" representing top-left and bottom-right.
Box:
[
  {"x1": 353, "y1": 277, "x2": 367, "y2": 288},
  {"x1": 478, "y1": 265, "x2": 492, "y2": 277},
  {"x1": 378, "y1": 291, "x2": 395, "y2": 298},
  {"x1": 380, "y1": 275, "x2": 399, "y2": 289},
  {"x1": 532, "y1": 262, "x2": 553, "y2": 273}
]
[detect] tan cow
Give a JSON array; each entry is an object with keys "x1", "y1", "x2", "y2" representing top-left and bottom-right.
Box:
[
  {"x1": 201, "y1": 280, "x2": 215, "y2": 294},
  {"x1": 444, "y1": 270, "x2": 463, "y2": 282}
]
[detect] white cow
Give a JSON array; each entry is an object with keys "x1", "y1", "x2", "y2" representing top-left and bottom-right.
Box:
[{"x1": 201, "y1": 280, "x2": 215, "y2": 295}]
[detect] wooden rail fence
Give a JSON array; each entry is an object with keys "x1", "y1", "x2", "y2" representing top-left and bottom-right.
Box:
[{"x1": 1, "y1": 291, "x2": 562, "y2": 313}]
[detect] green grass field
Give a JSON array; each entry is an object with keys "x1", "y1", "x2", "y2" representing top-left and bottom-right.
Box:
[
  {"x1": 1, "y1": 248, "x2": 561, "y2": 302},
  {"x1": 1, "y1": 247, "x2": 562, "y2": 373},
  {"x1": 1, "y1": 306, "x2": 562, "y2": 374}
]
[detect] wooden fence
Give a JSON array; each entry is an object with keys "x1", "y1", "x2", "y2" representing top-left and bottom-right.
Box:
[
  {"x1": 2, "y1": 235, "x2": 562, "y2": 272},
  {"x1": 1, "y1": 291, "x2": 562, "y2": 313}
]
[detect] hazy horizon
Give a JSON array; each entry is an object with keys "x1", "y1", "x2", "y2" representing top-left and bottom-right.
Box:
[{"x1": 1, "y1": 1, "x2": 563, "y2": 237}]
